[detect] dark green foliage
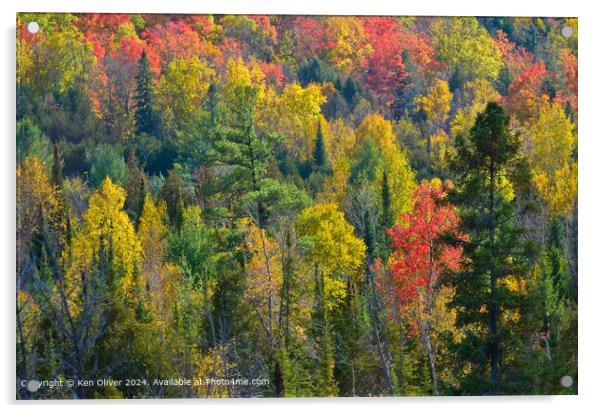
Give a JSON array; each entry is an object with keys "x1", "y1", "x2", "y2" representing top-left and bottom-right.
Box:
[
  {"x1": 342, "y1": 76, "x2": 363, "y2": 109},
  {"x1": 240, "y1": 178, "x2": 310, "y2": 229},
  {"x1": 18, "y1": 86, "x2": 102, "y2": 145},
  {"x1": 350, "y1": 138, "x2": 382, "y2": 184},
  {"x1": 86, "y1": 144, "x2": 127, "y2": 187},
  {"x1": 17, "y1": 117, "x2": 51, "y2": 166},
  {"x1": 392, "y1": 50, "x2": 419, "y2": 120},
  {"x1": 375, "y1": 169, "x2": 393, "y2": 260},
  {"x1": 124, "y1": 153, "x2": 146, "y2": 223},
  {"x1": 445, "y1": 102, "x2": 536, "y2": 394},
  {"x1": 133, "y1": 133, "x2": 176, "y2": 175},
  {"x1": 61, "y1": 141, "x2": 88, "y2": 177},
  {"x1": 211, "y1": 227, "x2": 248, "y2": 344},
  {"x1": 312, "y1": 121, "x2": 330, "y2": 173},
  {"x1": 134, "y1": 50, "x2": 160, "y2": 137},
  {"x1": 380, "y1": 170, "x2": 393, "y2": 229},
  {"x1": 514, "y1": 217, "x2": 577, "y2": 395},
  {"x1": 322, "y1": 91, "x2": 349, "y2": 120},
  {"x1": 199, "y1": 84, "x2": 282, "y2": 194},
  {"x1": 159, "y1": 169, "x2": 186, "y2": 229},
  {"x1": 309, "y1": 268, "x2": 338, "y2": 396},
  {"x1": 298, "y1": 58, "x2": 339, "y2": 86},
  {"x1": 51, "y1": 143, "x2": 63, "y2": 186}
]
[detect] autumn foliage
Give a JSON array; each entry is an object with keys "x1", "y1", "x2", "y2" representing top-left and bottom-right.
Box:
[
  {"x1": 381, "y1": 181, "x2": 462, "y2": 310},
  {"x1": 16, "y1": 13, "x2": 577, "y2": 398}
]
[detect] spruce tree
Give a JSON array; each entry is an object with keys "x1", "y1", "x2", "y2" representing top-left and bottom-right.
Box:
[
  {"x1": 381, "y1": 170, "x2": 393, "y2": 228},
  {"x1": 377, "y1": 169, "x2": 394, "y2": 260},
  {"x1": 445, "y1": 102, "x2": 535, "y2": 394},
  {"x1": 134, "y1": 50, "x2": 159, "y2": 136},
  {"x1": 312, "y1": 121, "x2": 330, "y2": 173}
]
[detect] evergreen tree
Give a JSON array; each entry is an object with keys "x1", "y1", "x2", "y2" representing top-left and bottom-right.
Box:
[
  {"x1": 159, "y1": 169, "x2": 186, "y2": 230},
  {"x1": 312, "y1": 121, "x2": 330, "y2": 173},
  {"x1": 381, "y1": 170, "x2": 393, "y2": 228},
  {"x1": 342, "y1": 77, "x2": 359, "y2": 108},
  {"x1": 363, "y1": 208, "x2": 376, "y2": 261},
  {"x1": 376, "y1": 169, "x2": 394, "y2": 260},
  {"x1": 197, "y1": 83, "x2": 290, "y2": 229},
  {"x1": 445, "y1": 102, "x2": 535, "y2": 394},
  {"x1": 518, "y1": 219, "x2": 575, "y2": 395},
  {"x1": 134, "y1": 50, "x2": 159, "y2": 136}
]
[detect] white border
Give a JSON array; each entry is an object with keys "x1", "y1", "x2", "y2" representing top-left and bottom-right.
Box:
[{"x1": 2, "y1": 1, "x2": 600, "y2": 412}]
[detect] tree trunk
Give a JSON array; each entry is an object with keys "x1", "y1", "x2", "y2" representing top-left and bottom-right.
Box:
[
  {"x1": 366, "y1": 265, "x2": 395, "y2": 396},
  {"x1": 259, "y1": 229, "x2": 274, "y2": 350}
]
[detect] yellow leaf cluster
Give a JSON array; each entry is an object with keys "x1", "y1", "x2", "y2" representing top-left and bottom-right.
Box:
[
  {"x1": 377, "y1": 145, "x2": 417, "y2": 220},
  {"x1": 223, "y1": 57, "x2": 265, "y2": 105},
  {"x1": 415, "y1": 79, "x2": 453, "y2": 128},
  {"x1": 296, "y1": 203, "x2": 366, "y2": 284},
  {"x1": 431, "y1": 17, "x2": 503, "y2": 81},
  {"x1": 17, "y1": 156, "x2": 65, "y2": 249},
  {"x1": 241, "y1": 218, "x2": 283, "y2": 319},
  {"x1": 138, "y1": 194, "x2": 172, "y2": 315},
  {"x1": 451, "y1": 79, "x2": 500, "y2": 138},
  {"x1": 64, "y1": 177, "x2": 142, "y2": 309},
  {"x1": 256, "y1": 82, "x2": 327, "y2": 160},
  {"x1": 527, "y1": 102, "x2": 577, "y2": 216},
  {"x1": 324, "y1": 17, "x2": 373, "y2": 74},
  {"x1": 191, "y1": 347, "x2": 228, "y2": 398},
  {"x1": 157, "y1": 56, "x2": 215, "y2": 128},
  {"x1": 318, "y1": 158, "x2": 351, "y2": 207},
  {"x1": 356, "y1": 113, "x2": 396, "y2": 149}
]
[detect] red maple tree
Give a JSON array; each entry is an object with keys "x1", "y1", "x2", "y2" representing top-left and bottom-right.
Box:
[{"x1": 377, "y1": 181, "x2": 462, "y2": 316}]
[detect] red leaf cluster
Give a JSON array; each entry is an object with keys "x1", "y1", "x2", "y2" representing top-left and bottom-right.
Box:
[{"x1": 380, "y1": 182, "x2": 462, "y2": 312}]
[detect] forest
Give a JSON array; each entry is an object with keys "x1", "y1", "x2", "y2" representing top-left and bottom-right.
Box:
[{"x1": 16, "y1": 13, "x2": 578, "y2": 398}]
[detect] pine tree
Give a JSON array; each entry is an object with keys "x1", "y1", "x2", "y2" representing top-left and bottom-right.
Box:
[
  {"x1": 134, "y1": 50, "x2": 159, "y2": 136},
  {"x1": 376, "y1": 169, "x2": 394, "y2": 260},
  {"x1": 381, "y1": 170, "x2": 393, "y2": 228},
  {"x1": 312, "y1": 121, "x2": 330, "y2": 173},
  {"x1": 445, "y1": 102, "x2": 535, "y2": 394},
  {"x1": 363, "y1": 208, "x2": 376, "y2": 261}
]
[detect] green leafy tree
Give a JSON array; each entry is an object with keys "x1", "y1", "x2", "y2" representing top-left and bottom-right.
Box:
[
  {"x1": 86, "y1": 144, "x2": 127, "y2": 188},
  {"x1": 296, "y1": 203, "x2": 366, "y2": 396},
  {"x1": 17, "y1": 118, "x2": 51, "y2": 166}
]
